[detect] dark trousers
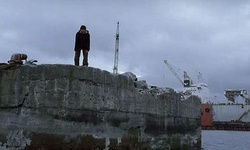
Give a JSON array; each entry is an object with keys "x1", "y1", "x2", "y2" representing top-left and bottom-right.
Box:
[{"x1": 74, "y1": 49, "x2": 88, "y2": 66}]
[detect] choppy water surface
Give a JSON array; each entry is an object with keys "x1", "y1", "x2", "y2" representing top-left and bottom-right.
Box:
[{"x1": 202, "y1": 130, "x2": 250, "y2": 150}]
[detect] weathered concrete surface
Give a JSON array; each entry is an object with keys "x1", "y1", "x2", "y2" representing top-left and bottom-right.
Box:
[{"x1": 0, "y1": 64, "x2": 201, "y2": 150}]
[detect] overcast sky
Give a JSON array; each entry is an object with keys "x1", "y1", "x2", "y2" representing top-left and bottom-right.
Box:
[{"x1": 1, "y1": 0, "x2": 250, "y2": 103}]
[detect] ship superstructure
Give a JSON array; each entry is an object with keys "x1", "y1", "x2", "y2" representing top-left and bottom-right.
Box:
[
  {"x1": 182, "y1": 71, "x2": 210, "y2": 103},
  {"x1": 164, "y1": 60, "x2": 209, "y2": 102}
]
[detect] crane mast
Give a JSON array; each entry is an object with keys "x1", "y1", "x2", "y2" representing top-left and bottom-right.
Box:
[
  {"x1": 164, "y1": 60, "x2": 184, "y2": 86},
  {"x1": 113, "y1": 22, "x2": 119, "y2": 74}
]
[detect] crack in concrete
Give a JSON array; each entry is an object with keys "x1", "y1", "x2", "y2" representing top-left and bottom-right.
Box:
[{"x1": 0, "y1": 93, "x2": 29, "y2": 110}]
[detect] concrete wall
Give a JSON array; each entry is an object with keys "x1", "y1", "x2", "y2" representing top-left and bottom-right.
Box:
[{"x1": 0, "y1": 65, "x2": 201, "y2": 150}]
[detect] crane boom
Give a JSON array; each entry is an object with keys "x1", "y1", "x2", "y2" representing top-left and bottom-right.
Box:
[
  {"x1": 113, "y1": 22, "x2": 120, "y2": 74},
  {"x1": 164, "y1": 60, "x2": 184, "y2": 86}
]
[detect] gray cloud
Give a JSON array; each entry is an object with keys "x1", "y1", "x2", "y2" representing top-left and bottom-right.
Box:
[{"x1": 1, "y1": 0, "x2": 250, "y2": 103}]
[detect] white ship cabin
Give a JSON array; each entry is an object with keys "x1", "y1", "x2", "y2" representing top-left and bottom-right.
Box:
[{"x1": 183, "y1": 79, "x2": 210, "y2": 103}]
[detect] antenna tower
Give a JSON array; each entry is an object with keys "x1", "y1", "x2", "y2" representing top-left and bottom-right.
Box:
[{"x1": 113, "y1": 22, "x2": 119, "y2": 74}]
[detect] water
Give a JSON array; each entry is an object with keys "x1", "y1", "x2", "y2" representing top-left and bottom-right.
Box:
[{"x1": 202, "y1": 130, "x2": 250, "y2": 150}]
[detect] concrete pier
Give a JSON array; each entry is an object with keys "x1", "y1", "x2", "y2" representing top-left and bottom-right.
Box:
[{"x1": 0, "y1": 65, "x2": 201, "y2": 149}]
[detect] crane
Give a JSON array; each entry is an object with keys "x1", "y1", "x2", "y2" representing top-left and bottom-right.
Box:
[
  {"x1": 113, "y1": 22, "x2": 120, "y2": 74},
  {"x1": 224, "y1": 89, "x2": 250, "y2": 104},
  {"x1": 164, "y1": 59, "x2": 193, "y2": 87},
  {"x1": 164, "y1": 60, "x2": 184, "y2": 86}
]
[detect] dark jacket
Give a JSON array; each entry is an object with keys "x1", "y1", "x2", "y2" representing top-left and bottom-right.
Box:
[{"x1": 74, "y1": 30, "x2": 90, "y2": 51}]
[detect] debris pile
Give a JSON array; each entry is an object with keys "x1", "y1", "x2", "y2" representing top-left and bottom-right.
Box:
[
  {"x1": 122, "y1": 72, "x2": 175, "y2": 96},
  {"x1": 0, "y1": 53, "x2": 37, "y2": 70}
]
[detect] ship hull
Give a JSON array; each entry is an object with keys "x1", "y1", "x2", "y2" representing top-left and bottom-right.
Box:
[{"x1": 201, "y1": 104, "x2": 250, "y2": 131}]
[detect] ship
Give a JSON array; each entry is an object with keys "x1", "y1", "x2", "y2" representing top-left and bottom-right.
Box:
[
  {"x1": 202, "y1": 89, "x2": 250, "y2": 131},
  {"x1": 182, "y1": 74, "x2": 250, "y2": 131},
  {"x1": 181, "y1": 73, "x2": 250, "y2": 131},
  {"x1": 164, "y1": 60, "x2": 250, "y2": 131}
]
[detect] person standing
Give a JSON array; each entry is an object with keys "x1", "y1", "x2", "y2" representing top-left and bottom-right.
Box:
[{"x1": 74, "y1": 25, "x2": 90, "y2": 66}]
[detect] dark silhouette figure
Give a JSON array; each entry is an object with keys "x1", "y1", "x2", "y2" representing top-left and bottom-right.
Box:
[{"x1": 74, "y1": 25, "x2": 90, "y2": 66}]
